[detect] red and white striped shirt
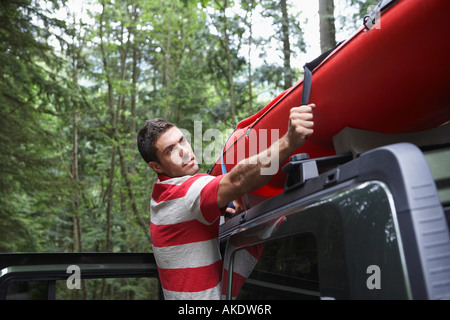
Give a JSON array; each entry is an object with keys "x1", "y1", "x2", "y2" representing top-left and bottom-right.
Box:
[{"x1": 150, "y1": 173, "x2": 225, "y2": 300}]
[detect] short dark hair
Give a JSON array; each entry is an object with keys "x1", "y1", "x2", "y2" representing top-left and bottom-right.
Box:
[{"x1": 137, "y1": 118, "x2": 174, "y2": 163}]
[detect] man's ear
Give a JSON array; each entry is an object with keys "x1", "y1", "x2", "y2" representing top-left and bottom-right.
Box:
[{"x1": 148, "y1": 161, "x2": 163, "y2": 175}]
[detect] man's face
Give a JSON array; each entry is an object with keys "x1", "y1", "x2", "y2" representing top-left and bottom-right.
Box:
[{"x1": 149, "y1": 126, "x2": 199, "y2": 177}]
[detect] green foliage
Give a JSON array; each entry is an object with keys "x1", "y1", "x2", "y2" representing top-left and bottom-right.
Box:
[
  {"x1": 0, "y1": 0, "x2": 69, "y2": 252},
  {"x1": 0, "y1": 0, "x2": 364, "y2": 299}
]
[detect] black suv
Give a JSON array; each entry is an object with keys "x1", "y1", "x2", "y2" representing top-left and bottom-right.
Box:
[{"x1": 219, "y1": 125, "x2": 450, "y2": 300}]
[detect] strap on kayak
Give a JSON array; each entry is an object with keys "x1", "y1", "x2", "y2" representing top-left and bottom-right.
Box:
[{"x1": 301, "y1": 46, "x2": 337, "y2": 105}]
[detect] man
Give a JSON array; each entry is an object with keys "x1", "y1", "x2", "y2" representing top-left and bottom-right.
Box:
[{"x1": 137, "y1": 104, "x2": 315, "y2": 299}]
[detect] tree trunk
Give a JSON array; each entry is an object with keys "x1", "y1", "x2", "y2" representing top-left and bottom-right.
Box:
[
  {"x1": 319, "y1": 0, "x2": 337, "y2": 53},
  {"x1": 163, "y1": 2, "x2": 174, "y2": 119},
  {"x1": 72, "y1": 110, "x2": 82, "y2": 253},
  {"x1": 70, "y1": 20, "x2": 88, "y2": 299},
  {"x1": 99, "y1": 1, "x2": 151, "y2": 246},
  {"x1": 280, "y1": 0, "x2": 292, "y2": 89},
  {"x1": 129, "y1": 10, "x2": 140, "y2": 227},
  {"x1": 104, "y1": 147, "x2": 115, "y2": 252},
  {"x1": 247, "y1": 0, "x2": 254, "y2": 116},
  {"x1": 100, "y1": 2, "x2": 117, "y2": 254},
  {"x1": 222, "y1": 0, "x2": 237, "y2": 127},
  {"x1": 117, "y1": 142, "x2": 151, "y2": 243}
]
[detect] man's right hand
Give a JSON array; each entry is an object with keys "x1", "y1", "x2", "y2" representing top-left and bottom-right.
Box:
[
  {"x1": 217, "y1": 103, "x2": 316, "y2": 210},
  {"x1": 286, "y1": 103, "x2": 315, "y2": 149}
]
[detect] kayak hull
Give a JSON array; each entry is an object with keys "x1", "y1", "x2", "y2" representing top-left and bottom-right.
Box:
[{"x1": 210, "y1": 0, "x2": 450, "y2": 201}]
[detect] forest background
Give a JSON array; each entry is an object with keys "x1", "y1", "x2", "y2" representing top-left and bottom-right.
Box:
[{"x1": 1, "y1": 0, "x2": 376, "y2": 298}]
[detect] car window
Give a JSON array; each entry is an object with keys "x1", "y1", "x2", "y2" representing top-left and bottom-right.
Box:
[{"x1": 234, "y1": 233, "x2": 319, "y2": 300}]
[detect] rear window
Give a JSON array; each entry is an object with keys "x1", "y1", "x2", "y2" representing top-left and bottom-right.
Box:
[{"x1": 235, "y1": 233, "x2": 319, "y2": 300}]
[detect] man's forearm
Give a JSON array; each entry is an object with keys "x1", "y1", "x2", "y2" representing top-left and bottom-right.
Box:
[
  {"x1": 217, "y1": 104, "x2": 315, "y2": 209},
  {"x1": 228, "y1": 134, "x2": 296, "y2": 195}
]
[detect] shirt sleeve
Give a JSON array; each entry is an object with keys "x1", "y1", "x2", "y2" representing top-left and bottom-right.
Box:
[
  {"x1": 183, "y1": 174, "x2": 225, "y2": 225},
  {"x1": 199, "y1": 174, "x2": 225, "y2": 224}
]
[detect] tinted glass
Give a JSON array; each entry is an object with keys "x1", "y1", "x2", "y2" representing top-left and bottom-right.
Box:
[{"x1": 236, "y1": 233, "x2": 319, "y2": 300}]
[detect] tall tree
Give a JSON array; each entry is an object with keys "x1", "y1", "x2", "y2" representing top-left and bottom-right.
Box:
[
  {"x1": 202, "y1": 0, "x2": 246, "y2": 126},
  {"x1": 280, "y1": 0, "x2": 292, "y2": 89},
  {"x1": 211, "y1": 0, "x2": 239, "y2": 127},
  {"x1": 260, "y1": 0, "x2": 305, "y2": 90},
  {"x1": 319, "y1": 0, "x2": 337, "y2": 53},
  {"x1": 98, "y1": 0, "x2": 151, "y2": 245},
  {"x1": 241, "y1": 0, "x2": 255, "y2": 116}
]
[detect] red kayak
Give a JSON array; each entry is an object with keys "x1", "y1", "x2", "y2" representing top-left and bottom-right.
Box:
[{"x1": 209, "y1": 0, "x2": 450, "y2": 202}]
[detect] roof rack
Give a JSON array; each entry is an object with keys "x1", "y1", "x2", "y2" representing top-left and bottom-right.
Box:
[{"x1": 282, "y1": 153, "x2": 353, "y2": 192}]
